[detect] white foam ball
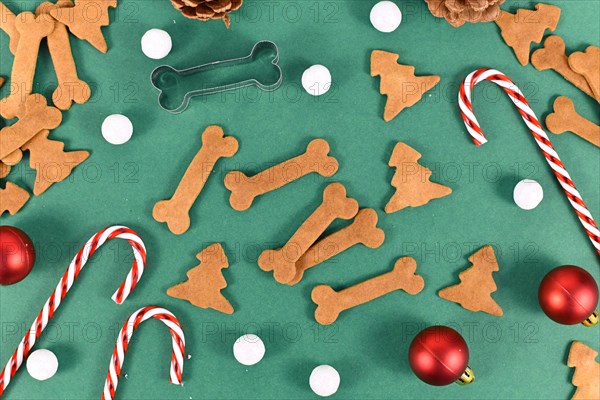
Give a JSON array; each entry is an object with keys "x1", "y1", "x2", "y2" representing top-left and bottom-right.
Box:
[
  {"x1": 102, "y1": 114, "x2": 133, "y2": 145},
  {"x1": 302, "y1": 65, "x2": 332, "y2": 96},
  {"x1": 309, "y1": 365, "x2": 340, "y2": 397},
  {"x1": 514, "y1": 179, "x2": 544, "y2": 210},
  {"x1": 233, "y1": 334, "x2": 265, "y2": 366},
  {"x1": 141, "y1": 29, "x2": 172, "y2": 60},
  {"x1": 26, "y1": 349, "x2": 58, "y2": 381},
  {"x1": 370, "y1": 1, "x2": 402, "y2": 33}
]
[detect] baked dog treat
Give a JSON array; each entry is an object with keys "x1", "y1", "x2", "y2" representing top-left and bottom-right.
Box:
[
  {"x1": 22, "y1": 130, "x2": 90, "y2": 195},
  {"x1": 225, "y1": 138, "x2": 338, "y2": 211},
  {"x1": 1, "y1": 12, "x2": 55, "y2": 119},
  {"x1": 438, "y1": 245, "x2": 503, "y2": 316},
  {"x1": 385, "y1": 142, "x2": 452, "y2": 213},
  {"x1": 167, "y1": 243, "x2": 234, "y2": 314},
  {"x1": 49, "y1": 0, "x2": 116, "y2": 53},
  {"x1": 531, "y1": 36, "x2": 594, "y2": 98},
  {"x1": 546, "y1": 96, "x2": 599, "y2": 148},
  {"x1": 288, "y1": 208, "x2": 385, "y2": 285},
  {"x1": 258, "y1": 182, "x2": 359, "y2": 284},
  {"x1": 371, "y1": 50, "x2": 440, "y2": 122},
  {"x1": 0, "y1": 182, "x2": 30, "y2": 216},
  {"x1": 567, "y1": 341, "x2": 600, "y2": 400},
  {"x1": 0, "y1": 161, "x2": 10, "y2": 178},
  {"x1": 153, "y1": 125, "x2": 238, "y2": 235},
  {"x1": 0, "y1": 94, "x2": 62, "y2": 160},
  {"x1": 36, "y1": 1, "x2": 91, "y2": 110},
  {"x1": 495, "y1": 3, "x2": 561, "y2": 66},
  {"x1": 311, "y1": 257, "x2": 424, "y2": 325},
  {"x1": 0, "y1": 2, "x2": 19, "y2": 55},
  {"x1": 569, "y1": 45, "x2": 600, "y2": 101}
]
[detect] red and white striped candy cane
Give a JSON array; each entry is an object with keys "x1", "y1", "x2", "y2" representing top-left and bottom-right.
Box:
[
  {"x1": 458, "y1": 68, "x2": 600, "y2": 255},
  {"x1": 102, "y1": 306, "x2": 185, "y2": 400},
  {"x1": 0, "y1": 226, "x2": 147, "y2": 397}
]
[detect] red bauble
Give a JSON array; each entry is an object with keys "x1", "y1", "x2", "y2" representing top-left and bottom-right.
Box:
[
  {"x1": 0, "y1": 226, "x2": 36, "y2": 285},
  {"x1": 409, "y1": 326, "x2": 470, "y2": 386},
  {"x1": 538, "y1": 265, "x2": 598, "y2": 325}
]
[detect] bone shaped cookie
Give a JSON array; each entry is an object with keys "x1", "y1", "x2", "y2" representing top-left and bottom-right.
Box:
[
  {"x1": 0, "y1": 162, "x2": 10, "y2": 179},
  {"x1": 531, "y1": 36, "x2": 594, "y2": 98},
  {"x1": 22, "y1": 130, "x2": 90, "y2": 195},
  {"x1": 1, "y1": 149, "x2": 22, "y2": 166},
  {"x1": 151, "y1": 41, "x2": 282, "y2": 114},
  {"x1": 153, "y1": 125, "x2": 238, "y2": 235},
  {"x1": 258, "y1": 183, "x2": 359, "y2": 284},
  {"x1": 0, "y1": 94, "x2": 63, "y2": 160},
  {"x1": 1, "y1": 12, "x2": 55, "y2": 119},
  {"x1": 311, "y1": 257, "x2": 425, "y2": 325},
  {"x1": 569, "y1": 46, "x2": 600, "y2": 101},
  {"x1": 224, "y1": 138, "x2": 339, "y2": 211},
  {"x1": 36, "y1": 1, "x2": 91, "y2": 110},
  {"x1": 0, "y1": 182, "x2": 30, "y2": 216},
  {"x1": 545, "y1": 96, "x2": 599, "y2": 148},
  {"x1": 0, "y1": 2, "x2": 19, "y2": 55},
  {"x1": 49, "y1": 0, "x2": 116, "y2": 53},
  {"x1": 288, "y1": 208, "x2": 385, "y2": 286}
]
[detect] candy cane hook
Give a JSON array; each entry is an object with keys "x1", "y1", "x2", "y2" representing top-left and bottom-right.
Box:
[
  {"x1": 0, "y1": 226, "x2": 147, "y2": 397},
  {"x1": 458, "y1": 68, "x2": 600, "y2": 255},
  {"x1": 102, "y1": 306, "x2": 186, "y2": 400}
]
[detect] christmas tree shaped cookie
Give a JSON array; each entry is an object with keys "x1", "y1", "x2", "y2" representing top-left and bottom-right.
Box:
[
  {"x1": 167, "y1": 243, "x2": 234, "y2": 314},
  {"x1": 50, "y1": 0, "x2": 117, "y2": 53},
  {"x1": 438, "y1": 246, "x2": 503, "y2": 316},
  {"x1": 495, "y1": 3, "x2": 561, "y2": 65},
  {"x1": 567, "y1": 341, "x2": 600, "y2": 400},
  {"x1": 371, "y1": 50, "x2": 440, "y2": 122},
  {"x1": 385, "y1": 142, "x2": 452, "y2": 213}
]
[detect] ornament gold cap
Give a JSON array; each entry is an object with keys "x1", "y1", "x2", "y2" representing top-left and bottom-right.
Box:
[
  {"x1": 582, "y1": 309, "x2": 599, "y2": 327},
  {"x1": 456, "y1": 366, "x2": 475, "y2": 385}
]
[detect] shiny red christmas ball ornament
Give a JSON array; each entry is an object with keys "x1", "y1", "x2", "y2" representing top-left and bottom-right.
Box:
[
  {"x1": 538, "y1": 265, "x2": 599, "y2": 326},
  {"x1": 409, "y1": 326, "x2": 474, "y2": 386},
  {"x1": 0, "y1": 226, "x2": 36, "y2": 285}
]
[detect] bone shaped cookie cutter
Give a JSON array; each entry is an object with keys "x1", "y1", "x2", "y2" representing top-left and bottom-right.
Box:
[
  {"x1": 311, "y1": 257, "x2": 425, "y2": 325},
  {"x1": 151, "y1": 40, "x2": 282, "y2": 114}
]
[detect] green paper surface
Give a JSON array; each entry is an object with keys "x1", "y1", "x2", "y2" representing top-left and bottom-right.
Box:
[{"x1": 1, "y1": 1, "x2": 599, "y2": 399}]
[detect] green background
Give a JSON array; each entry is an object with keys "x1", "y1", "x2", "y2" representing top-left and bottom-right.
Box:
[{"x1": 1, "y1": 0, "x2": 599, "y2": 399}]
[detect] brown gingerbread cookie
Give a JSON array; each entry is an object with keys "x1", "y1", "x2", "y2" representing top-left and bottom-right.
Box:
[
  {"x1": 371, "y1": 50, "x2": 440, "y2": 122},
  {"x1": 0, "y1": 182, "x2": 30, "y2": 216},
  {"x1": 569, "y1": 46, "x2": 600, "y2": 102},
  {"x1": 495, "y1": 3, "x2": 561, "y2": 66},
  {"x1": 439, "y1": 245, "x2": 503, "y2": 316},
  {"x1": 385, "y1": 142, "x2": 452, "y2": 213},
  {"x1": 567, "y1": 341, "x2": 600, "y2": 400},
  {"x1": 167, "y1": 243, "x2": 234, "y2": 314},
  {"x1": 312, "y1": 257, "x2": 424, "y2": 325}
]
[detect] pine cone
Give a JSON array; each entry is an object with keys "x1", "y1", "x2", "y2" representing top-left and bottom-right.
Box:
[
  {"x1": 171, "y1": 0, "x2": 243, "y2": 28},
  {"x1": 425, "y1": 0, "x2": 505, "y2": 27}
]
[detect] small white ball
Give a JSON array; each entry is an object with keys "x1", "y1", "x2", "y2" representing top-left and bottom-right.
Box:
[
  {"x1": 309, "y1": 365, "x2": 340, "y2": 397},
  {"x1": 302, "y1": 65, "x2": 332, "y2": 96},
  {"x1": 101, "y1": 114, "x2": 133, "y2": 145},
  {"x1": 514, "y1": 179, "x2": 544, "y2": 210},
  {"x1": 26, "y1": 349, "x2": 58, "y2": 381},
  {"x1": 233, "y1": 334, "x2": 265, "y2": 366},
  {"x1": 370, "y1": 1, "x2": 402, "y2": 33},
  {"x1": 141, "y1": 29, "x2": 172, "y2": 60}
]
